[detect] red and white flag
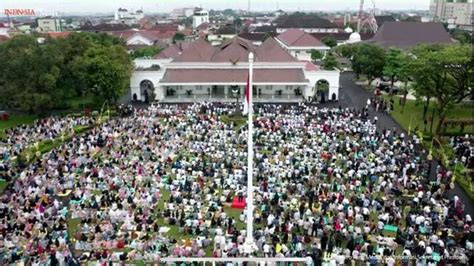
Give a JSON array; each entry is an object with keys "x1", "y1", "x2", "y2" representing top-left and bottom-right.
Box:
[{"x1": 243, "y1": 75, "x2": 250, "y2": 115}]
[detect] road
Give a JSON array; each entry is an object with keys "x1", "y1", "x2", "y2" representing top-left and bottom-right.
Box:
[{"x1": 338, "y1": 72, "x2": 473, "y2": 216}]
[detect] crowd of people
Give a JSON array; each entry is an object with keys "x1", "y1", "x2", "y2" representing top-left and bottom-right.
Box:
[{"x1": 0, "y1": 102, "x2": 473, "y2": 265}]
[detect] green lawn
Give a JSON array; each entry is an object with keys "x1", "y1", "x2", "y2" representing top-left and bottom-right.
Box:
[
  {"x1": 0, "y1": 114, "x2": 37, "y2": 138},
  {"x1": 385, "y1": 95, "x2": 474, "y2": 135},
  {"x1": 384, "y1": 95, "x2": 474, "y2": 199}
]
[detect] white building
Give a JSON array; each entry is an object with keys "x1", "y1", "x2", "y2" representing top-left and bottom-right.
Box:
[
  {"x1": 275, "y1": 29, "x2": 330, "y2": 61},
  {"x1": 430, "y1": 0, "x2": 473, "y2": 26},
  {"x1": 171, "y1": 7, "x2": 195, "y2": 20},
  {"x1": 114, "y1": 8, "x2": 144, "y2": 25},
  {"x1": 193, "y1": 10, "x2": 209, "y2": 28},
  {"x1": 130, "y1": 37, "x2": 340, "y2": 103},
  {"x1": 37, "y1": 17, "x2": 64, "y2": 32}
]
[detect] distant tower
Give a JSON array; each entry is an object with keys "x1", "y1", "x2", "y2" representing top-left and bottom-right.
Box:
[{"x1": 248, "y1": 0, "x2": 251, "y2": 15}]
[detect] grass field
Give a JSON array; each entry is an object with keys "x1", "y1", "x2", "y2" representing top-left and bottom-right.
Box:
[
  {"x1": 384, "y1": 95, "x2": 474, "y2": 199},
  {"x1": 0, "y1": 115, "x2": 37, "y2": 138},
  {"x1": 384, "y1": 95, "x2": 474, "y2": 135}
]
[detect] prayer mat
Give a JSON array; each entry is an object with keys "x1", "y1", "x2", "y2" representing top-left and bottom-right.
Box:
[{"x1": 231, "y1": 196, "x2": 246, "y2": 209}]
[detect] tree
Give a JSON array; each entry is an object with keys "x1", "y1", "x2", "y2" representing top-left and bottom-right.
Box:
[
  {"x1": 323, "y1": 53, "x2": 339, "y2": 70},
  {"x1": 351, "y1": 43, "x2": 386, "y2": 85},
  {"x1": 75, "y1": 45, "x2": 133, "y2": 104},
  {"x1": 396, "y1": 53, "x2": 413, "y2": 112},
  {"x1": 409, "y1": 44, "x2": 445, "y2": 125},
  {"x1": 321, "y1": 36, "x2": 337, "y2": 48},
  {"x1": 132, "y1": 46, "x2": 163, "y2": 59},
  {"x1": 410, "y1": 44, "x2": 473, "y2": 135},
  {"x1": 0, "y1": 32, "x2": 133, "y2": 113},
  {"x1": 333, "y1": 44, "x2": 353, "y2": 58},
  {"x1": 173, "y1": 32, "x2": 185, "y2": 43},
  {"x1": 233, "y1": 18, "x2": 243, "y2": 30},
  {"x1": 0, "y1": 35, "x2": 63, "y2": 114},
  {"x1": 383, "y1": 48, "x2": 404, "y2": 94},
  {"x1": 310, "y1": 49, "x2": 323, "y2": 61},
  {"x1": 450, "y1": 29, "x2": 473, "y2": 44}
]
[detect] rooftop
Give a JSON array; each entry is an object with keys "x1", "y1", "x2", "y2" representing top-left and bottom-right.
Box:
[
  {"x1": 367, "y1": 22, "x2": 454, "y2": 49},
  {"x1": 275, "y1": 13, "x2": 339, "y2": 29},
  {"x1": 374, "y1": 15, "x2": 396, "y2": 28},
  {"x1": 277, "y1": 28, "x2": 327, "y2": 47},
  {"x1": 155, "y1": 42, "x2": 193, "y2": 59},
  {"x1": 172, "y1": 36, "x2": 297, "y2": 63}
]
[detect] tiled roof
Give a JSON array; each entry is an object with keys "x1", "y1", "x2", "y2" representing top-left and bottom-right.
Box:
[
  {"x1": 172, "y1": 38, "x2": 216, "y2": 62},
  {"x1": 275, "y1": 14, "x2": 338, "y2": 29},
  {"x1": 255, "y1": 37, "x2": 297, "y2": 62},
  {"x1": 79, "y1": 23, "x2": 131, "y2": 31},
  {"x1": 310, "y1": 32, "x2": 374, "y2": 41},
  {"x1": 367, "y1": 22, "x2": 453, "y2": 49},
  {"x1": 216, "y1": 26, "x2": 238, "y2": 35},
  {"x1": 155, "y1": 42, "x2": 193, "y2": 59},
  {"x1": 374, "y1": 16, "x2": 396, "y2": 28},
  {"x1": 302, "y1": 60, "x2": 319, "y2": 71},
  {"x1": 254, "y1": 25, "x2": 277, "y2": 33},
  {"x1": 277, "y1": 28, "x2": 326, "y2": 47},
  {"x1": 161, "y1": 69, "x2": 307, "y2": 83},
  {"x1": 172, "y1": 36, "x2": 297, "y2": 63},
  {"x1": 238, "y1": 32, "x2": 278, "y2": 42}
]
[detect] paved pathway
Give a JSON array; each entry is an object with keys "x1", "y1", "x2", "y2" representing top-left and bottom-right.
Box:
[{"x1": 338, "y1": 72, "x2": 473, "y2": 215}]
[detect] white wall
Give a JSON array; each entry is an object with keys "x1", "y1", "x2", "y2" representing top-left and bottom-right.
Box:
[
  {"x1": 127, "y1": 35, "x2": 153, "y2": 46},
  {"x1": 130, "y1": 71, "x2": 166, "y2": 101},
  {"x1": 304, "y1": 71, "x2": 340, "y2": 100},
  {"x1": 193, "y1": 11, "x2": 209, "y2": 28}
]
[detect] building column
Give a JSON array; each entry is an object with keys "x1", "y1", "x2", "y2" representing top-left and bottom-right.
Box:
[
  {"x1": 155, "y1": 85, "x2": 165, "y2": 101},
  {"x1": 224, "y1": 85, "x2": 228, "y2": 99}
]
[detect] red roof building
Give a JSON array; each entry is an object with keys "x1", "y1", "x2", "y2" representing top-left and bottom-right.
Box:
[
  {"x1": 130, "y1": 36, "x2": 341, "y2": 103},
  {"x1": 275, "y1": 28, "x2": 330, "y2": 61}
]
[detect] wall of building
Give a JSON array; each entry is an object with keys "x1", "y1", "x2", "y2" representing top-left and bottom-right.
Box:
[
  {"x1": 304, "y1": 71, "x2": 340, "y2": 100},
  {"x1": 37, "y1": 18, "x2": 62, "y2": 32},
  {"x1": 130, "y1": 70, "x2": 166, "y2": 101},
  {"x1": 430, "y1": 0, "x2": 473, "y2": 25},
  {"x1": 127, "y1": 35, "x2": 153, "y2": 46},
  {"x1": 193, "y1": 11, "x2": 209, "y2": 28}
]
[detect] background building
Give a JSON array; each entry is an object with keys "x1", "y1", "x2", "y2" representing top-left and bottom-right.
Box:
[
  {"x1": 114, "y1": 8, "x2": 144, "y2": 25},
  {"x1": 37, "y1": 17, "x2": 64, "y2": 32},
  {"x1": 430, "y1": 0, "x2": 473, "y2": 26},
  {"x1": 193, "y1": 9, "x2": 209, "y2": 28},
  {"x1": 130, "y1": 37, "x2": 340, "y2": 103},
  {"x1": 171, "y1": 7, "x2": 195, "y2": 20}
]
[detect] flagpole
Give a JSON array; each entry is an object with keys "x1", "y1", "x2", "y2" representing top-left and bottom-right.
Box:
[{"x1": 245, "y1": 52, "x2": 255, "y2": 248}]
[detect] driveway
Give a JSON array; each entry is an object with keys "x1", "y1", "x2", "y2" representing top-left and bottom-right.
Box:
[{"x1": 338, "y1": 72, "x2": 473, "y2": 215}]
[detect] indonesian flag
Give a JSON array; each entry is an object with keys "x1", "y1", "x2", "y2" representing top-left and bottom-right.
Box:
[{"x1": 243, "y1": 75, "x2": 250, "y2": 115}]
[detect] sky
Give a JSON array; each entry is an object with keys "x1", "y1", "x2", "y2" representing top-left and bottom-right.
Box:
[{"x1": 0, "y1": 0, "x2": 431, "y2": 15}]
